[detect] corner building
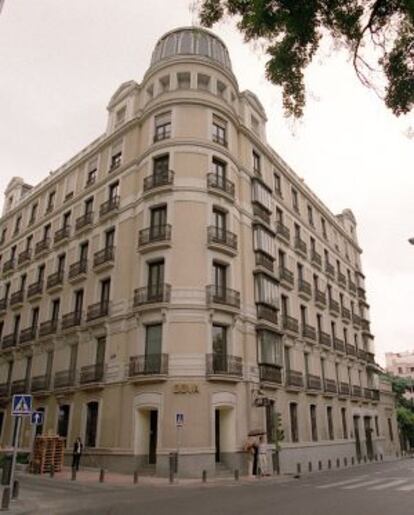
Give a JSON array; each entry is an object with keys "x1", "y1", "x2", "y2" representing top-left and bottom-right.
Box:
[{"x1": 0, "y1": 27, "x2": 399, "y2": 476}]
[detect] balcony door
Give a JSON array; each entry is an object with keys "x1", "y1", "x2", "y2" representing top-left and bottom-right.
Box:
[
  {"x1": 213, "y1": 262, "x2": 227, "y2": 298},
  {"x1": 74, "y1": 290, "x2": 84, "y2": 315},
  {"x1": 148, "y1": 261, "x2": 164, "y2": 300},
  {"x1": 150, "y1": 206, "x2": 167, "y2": 239},
  {"x1": 212, "y1": 158, "x2": 226, "y2": 187},
  {"x1": 212, "y1": 324, "x2": 227, "y2": 373},
  {"x1": 145, "y1": 324, "x2": 162, "y2": 374},
  {"x1": 51, "y1": 299, "x2": 60, "y2": 323},
  {"x1": 213, "y1": 208, "x2": 226, "y2": 240},
  {"x1": 153, "y1": 155, "x2": 169, "y2": 181},
  {"x1": 100, "y1": 279, "x2": 111, "y2": 307}
]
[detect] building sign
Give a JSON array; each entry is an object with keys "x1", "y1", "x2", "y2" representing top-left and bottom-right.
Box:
[{"x1": 173, "y1": 383, "x2": 199, "y2": 394}]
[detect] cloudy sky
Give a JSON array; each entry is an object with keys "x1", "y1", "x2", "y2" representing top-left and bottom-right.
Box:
[{"x1": 0, "y1": 0, "x2": 413, "y2": 365}]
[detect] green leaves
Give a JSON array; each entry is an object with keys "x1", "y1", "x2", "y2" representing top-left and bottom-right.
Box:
[{"x1": 198, "y1": 0, "x2": 414, "y2": 118}]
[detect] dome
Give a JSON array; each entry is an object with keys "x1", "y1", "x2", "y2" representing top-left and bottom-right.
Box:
[{"x1": 150, "y1": 27, "x2": 232, "y2": 71}]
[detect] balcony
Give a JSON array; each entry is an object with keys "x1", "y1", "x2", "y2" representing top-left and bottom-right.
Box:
[
  {"x1": 311, "y1": 250, "x2": 322, "y2": 268},
  {"x1": 294, "y1": 237, "x2": 307, "y2": 257},
  {"x1": 348, "y1": 280, "x2": 357, "y2": 295},
  {"x1": 138, "y1": 224, "x2": 172, "y2": 252},
  {"x1": 358, "y1": 287, "x2": 366, "y2": 301},
  {"x1": 206, "y1": 354, "x2": 243, "y2": 381},
  {"x1": 75, "y1": 211, "x2": 94, "y2": 232},
  {"x1": 61, "y1": 311, "x2": 82, "y2": 330},
  {"x1": 0, "y1": 383, "x2": 10, "y2": 398},
  {"x1": 319, "y1": 331, "x2": 331, "y2": 348},
  {"x1": 337, "y1": 271, "x2": 347, "y2": 288},
  {"x1": 68, "y1": 259, "x2": 88, "y2": 283},
  {"x1": 129, "y1": 354, "x2": 169, "y2": 383},
  {"x1": 39, "y1": 319, "x2": 59, "y2": 338},
  {"x1": 54, "y1": 370, "x2": 76, "y2": 390},
  {"x1": 361, "y1": 318, "x2": 371, "y2": 333},
  {"x1": 255, "y1": 251, "x2": 274, "y2": 273},
  {"x1": 206, "y1": 286, "x2": 240, "y2": 310},
  {"x1": 143, "y1": 171, "x2": 174, "y2": 193},
  {"x1": 34, "y1": 238, "x2": 51, "y2": 257},
  {"x1": 46, "y1": 270, "x2": 64, "y2": 292},
  {"x1": 352, "y1": 385, "x2": 362, "y2": 398},
  {"x1": 252, "y1": 204, "x2": 271, "y2": 225},
  {"x1": 325, "y1": 261, "x2": 335, "y2": 278},
  {"x1": 259, "y1": 363, "x2": 282, "y2": 385},
  {"x1": 279, "y1": 266, "x2": 294, "y2": 290},
  {"x1": 10, "y1": 290, "x2": 24, "y2": 309},
  {"x1": 333, "y1": 337, "x2": 345, "y2": 353},
  {"x1": 366, "y1": 351, "x2": 375, "y2": 364},
  {"x1": 314, "y1": 289, "x2": 326, "y2": 309},
  {"x1": 338, "y1": 382, "x2": 350, "y2": 397},
  {"x1": 80, "y1": 364, "x2": 104, "y2": 387},
  {"x1": 282, "y1": 315, "x2": 299, "y2": 334},
  {"x1": 11, "y1": 379, "x2": 28, "y2": 395},
  {"x1": 0, "y1": 298, "x2": 7, "y2": 313},
  {"x1": 302, "y1": 324, "x2": 317, "y2": 342},
  {"x1": 298, "y1": 279, "x2": 312, "y2": 300},
  {"x1": 134, "y1": 284, "x2": 171, "y2": 307},
  {"x1": 341, "y1": 307, "x2": 351, "y2": 323},
  {"x1": 352, "y1": 314, "x2": 361, "y2": 328},
  {"x1": 324, "y1": 378, "x2": 337, "y2": 395},
  {"x1": 207, "y1": 173, "x2": 235, "y2": 200},
  {"x1": 357, "y1": 349, "x2": 367, "y2": 361},
  {"x1": 86, "y1": 301, "x2": 109, "y2": 322},
  {"x1": 363, "y1": 387, "x2": 373, "y2": 401},
  {"x1": 17, "y1": 249, "x2": 31, "y2": 267},
  {"x1": 85, "y1": 175, "x2": 96, "y2": 188},
  {"x1": 27, "y1": 280, "x2": 43, "y2": 301},
  {"x1": 275, "y1": 222, "x2": 290, "y2": 244},
  {"x1": 19, "y1": 327, "x2": 37, "y2": 345},
  {"x1": 286, "y1": 370, "x2": 303, "y2": 389},
  {"x1": 31, "y1": 375, "x2": 51, "y2": 394},
  {"x1": 306, "y1": 374, "x2": 322, "y2": 392},
  {"x1": 100, "y1": 196, "x2": 120, "y2": 219},
  {"x1": 207, "y1": 226, "x2": 237, "y2": 256},
  {"x1": 93, "y1": 246, "x2": 115, "y2": 271},
  {"x1": 54, "y1": 225, "x2": 71, "y2": 246},
  {"x1": 346, "y1": 344, "x2": 356, "y2": 357},
  {"x1": 2, "y1": 334, "x2": 17, "y2": 350},
  {"x1": 2, "y1": 258, "x2": 15, "y2": 275},
  {"x1": 329, "y1": 298, "x2": 340, "y2": 317},
  {"x1": 257, "y1": 304, "x2": 278, "y2": 325}
]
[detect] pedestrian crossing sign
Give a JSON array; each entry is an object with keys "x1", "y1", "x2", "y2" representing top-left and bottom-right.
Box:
[{"x1": 12, "y1": 394, "x2": 32, "y2": 416}]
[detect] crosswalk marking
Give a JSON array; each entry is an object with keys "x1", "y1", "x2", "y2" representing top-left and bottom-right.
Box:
[
  {"x1": 396, "y1": 483, "x2": 414, "y2": 492},
  {"x1": 342, "y1": 478, "x2": 386, "y2": 489},
  {"x1": 368, "y1": 479, "x2": 407, "y2": 490},
  {"x1": 317, "y1": 475, "x2": 369, "y2": 489}
]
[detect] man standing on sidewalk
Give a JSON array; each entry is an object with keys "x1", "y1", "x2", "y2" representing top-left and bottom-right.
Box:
[{"x1": 72, "y1": 437, "x2": 83, "y2": 471}]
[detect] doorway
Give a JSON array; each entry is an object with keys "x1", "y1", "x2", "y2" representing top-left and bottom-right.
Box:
[
  {"x1": 215, "y1": 409, "x2": 221, "y2": 463},
  {"x1": 353, "y1": 416, "x2": 361, "y2": 460},
  {"x1": 149, "y1": 410, "x2": 158, "y2": 465},
  {"x1": 364, "y1": 416, "x2": 374, "y2": 460}
]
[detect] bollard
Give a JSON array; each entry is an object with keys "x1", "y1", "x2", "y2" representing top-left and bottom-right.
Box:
[
  {"x1": 49, "y1": 464, "x2": 55, "y2": 478},
  {"x1": 1, "y1": 487, "x2": 10, "y2": 511},
  {"x1": 308, "y1": 462, "x2": 312, "y2": 472},
  {"x1": 202, "y1": 470, "x2": 207, "y2": 483},
  {"x1": 11, "y1": 480, "x2": 19, "y2": 500},
  {"x1": 71, "y1": 467, "x2": 77, "y2": 481},
  {"x1": 318, "y1": 461, "x2": 322, "y2": 471},
  {"x1": 234, "y1": 469, "x2": 239, "y2": 481},
  {"x1": 328, "y1": 459, "x2": 332, "y2": 469},
  {"x1": 296, "y1": 463, "x2": 301, "y2": 475},
  {"x1": 99, "y1": 469, "x2": 105, "y2": 483},
  {"x1": 336, "y1": 458, "x2": 340, "y2": 468},
  {"x1": 133, "y1": 470, "x2": 139, "y2": 484},
  {"x1": 169, "y1": 453, "x2": 175, "y2": 484},
  {"x1": 351, "y1": 457, "x2": 355, "y2": 466},
  {"x1": 344, "y1": 457, "x2": 347, "y2": 467}
]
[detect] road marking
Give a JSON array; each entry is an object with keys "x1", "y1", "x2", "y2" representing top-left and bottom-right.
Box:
[
  {"x1": 317, "y1": 475, "x2": 368, "y2": 489},
  {"x1": 342, "y1": 479, "x2": 386, "y2": 489},
  {"x1": 396, "y1": 483, "x2": 414, "y2": 491},
  {"x1": 368, "y1": 479, "x2": 407, "y2": 490}
]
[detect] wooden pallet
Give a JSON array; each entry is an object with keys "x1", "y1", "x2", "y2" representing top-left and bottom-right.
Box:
[{"x1": 30, "y1": 436, "x2": 65, "y2": 474}]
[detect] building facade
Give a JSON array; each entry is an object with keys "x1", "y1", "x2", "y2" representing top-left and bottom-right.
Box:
[
  {"x1": 386, "y1": 351, "x2": 414, "y2": 400},
  {"x1": 0, "y1": 27, "x2": 399, "y2": 476}
]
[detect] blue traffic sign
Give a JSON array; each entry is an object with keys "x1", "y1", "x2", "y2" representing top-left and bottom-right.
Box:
[
  {"x1": 31, "y1": 411, "x2": 43, "y2": 426},
  {"x1": 12, "y1": 395, "x2": 32, "y2": 416}
]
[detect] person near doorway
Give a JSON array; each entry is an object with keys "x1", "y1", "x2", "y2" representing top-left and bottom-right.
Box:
[
  {"x1": 244, "y1": 436, "x2": 257, "y2": 477},
  {"x1": 72, "y1": 437, "x2": 83, "y2": 471},
  {"x1": 258, "y1": 435, "x2": 269, "y2": 476}
]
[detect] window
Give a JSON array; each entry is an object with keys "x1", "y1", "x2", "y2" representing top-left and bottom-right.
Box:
[
  {"x1": 197, "y1": 73, "x2": 210, "y2": 90},
  {"x1": 37, "y1": 264, "x2": 45, "y2": 283},
  {"x1": 19, "y1": 274, "x2": 26, "y2": 292},
  {"x1": 212, "y1": 324, "x2": 227, "y2": 365},
  {"x1": 43, "y1": 224, "x2": 51, "y2": 241},
  {"x1": 388, "y1": 418, "x2": 394, "y2": 441},
  {"x1": 57, "y1": 254, "x2": 66, "y2": 275},
  {"x1": 274, "y1": 172, "x2": 282, "y2": 196},
  {"x1": 74, "y1": 289, "x2": 84, "y2": 314},
  {"x1": 280, "y1": 294, "x2": 288, "y2": 317},
  {"x1": 276, "y1": 207, "x2": 283, "y2": 224},
  {"x1": 147, "y1": 260, "x2": 165, "y2": 298},
  {"x1": 159, "y1": 75, "x2": 170, "y2": 92},
  {"x1": 290, "y1": 403, "x2": 299, "y2": 442},
  {"x1": 100, "y1": 278, "x2": 111, "y2": 306},
  {"x1": 321, "y1": 217, "x2": 327, "y2": 239},
  {"x1": 79, "y1": 241, "x2": 88, "y2": 262},
  {"x1": 252, "y1": 151, "x2": 261, "y2": 175},
  {"x1": 115, "y1": 106, "x2": 126, "y2": 127},
  {"x1": 177, "y1": 72, "x2": 190, "y2": 89},
  {"x1": 109, "y1": 181, "x2": 119, "y2": 202},
  {"x1": 255, "y1": 274, "x2": 279, "y2": 307},
  {"x1": 212, "y1": 115, "x2": 227, "y2": 146},
  {"x1": 292, "y1": 188, "x2": 299, "y2": 212},
  {"x1": 327, "y1": 406, "x2": 334, "y2": 440},
  {"x1": 374, "y1": 416, "x2": 379, "y2": 436},
  {"x1": 153, "y1": 154, "x2": 169, "y2": 180},
  {"x1": 63, "y1": 211, "x2": 71, "y2": 228},
  {"x1": 14, "y1": 215, "x2": 21, "y2": 235},
  {"x1": 213, "y1": 261, "x2": 227, "y2": 294},
  {"x1": 307, "y1": 205, "x2": 314, "y2": 226},
  {"x1": 253, "y1": 225, "x2": 275, "y2": 258},
  {"x1": 109, "y1": 141, "x2": 122, "y2": 171},
  {"x1": 46, "y1": 191, "x2": 55, "y2": 213},
  {"x1": 341, "y1": 408, "x2": 348, "y2": 439},
  {"x1": 57, "y1": 404, "x2": 70, "y2": 440},
  {"x1": 310, "y1": 405, "x2": 318, "y2": 441},
  {"x1": 95, "y1": 336, "x2": 106, "y2": 371},
  {"x1": 85, "y1": 401, "x2": 99, "y2": 447},
  {"x1": 150, "y1": 205, "x2": 167, "y2": 236},
  {"x1": 154, "y1": 112, "x2": 171, "y2": 142},
  {"x1": 86, "y1": 159, "x2": 98, "y2": 186},
  {"x1": 0, "y1": 227, "x2": 6, "y2": 244},
  {"x1": 105, "y1": 228, "x2": 115, "y2": 249},
  {"x1": 212, "y1": 158, "x2": 226, "y2": 186},
  {"x1": 29, "y1": 204, "x2": 38, "y2": 225},
  {"x1": 51, "y1": 299, "x2": 60, "y2": 322},
  {"x1": 259, "y1": 330, "x2": 282, "y2": 365},
  {"x1": 145, "y1": 324, "x2": 162, "y2": 372},
  {"x1": 13, "y1": 314, "x2": 20, "y2": 338},
  {"x1": 84, "y1": 197, "x2": 93, "y2": 214},
  {"x1": 64, "y1": 174, "x2": 75, "y2": 201}
]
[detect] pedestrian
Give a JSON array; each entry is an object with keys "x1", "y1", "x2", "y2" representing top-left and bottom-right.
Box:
[
  {"x1": 244, "y1": 437, "x2": 256, "y2": 477},
  {"x1": 258, "y1": 435, "x2": 269, "y2": 476},
  {"x1": 72, "y1": 436, "x2": 83, "y2": 471}
]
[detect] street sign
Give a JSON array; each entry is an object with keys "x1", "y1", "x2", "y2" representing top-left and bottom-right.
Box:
[
  {"x1": 12, "y1": 394, "x2": 32, "y2": 416},
  {"x1": 31, "y1": 411, "x2": 44, "y2": 426},
  {"x1": 176, "y1": 413, "x2": 184, "y2": 427}
]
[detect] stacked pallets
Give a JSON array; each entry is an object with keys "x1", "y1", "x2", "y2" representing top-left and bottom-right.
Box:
[{"x1": 30, "y1": 436, "x2": 65, "y2": 474}]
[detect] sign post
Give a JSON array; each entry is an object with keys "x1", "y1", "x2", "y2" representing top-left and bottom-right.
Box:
[
  {"x1": 10, "y1": 395, "x2": 32, "y2": 487},
  {"x1": 175, "y1": 413, "x2": 184, "y2": 474}
]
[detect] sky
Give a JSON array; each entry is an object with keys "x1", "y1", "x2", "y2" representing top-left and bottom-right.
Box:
[{"x1": 0, "y1": 0, "x2": 413, "y2": 365}]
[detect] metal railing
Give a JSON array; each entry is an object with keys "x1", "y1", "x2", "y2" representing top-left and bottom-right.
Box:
[
  {"x1": 352, "y1": 314, "x2": 361, "y2": 327},
  {"x1": 86, "y1": 301, "x2": 109, "y2": 321},
  {"x1": 298, "y1": 278, "x2": 312, "y2": 296},
  {"x1": 47, "y1": 270, "x2": 64, "y2": 290},
  {"x1": 325, "y1": 261, "x2": 335, "y2": 277},
  {"x1": 19, "y1": 327, "x2": 37, "y2": 345},
  {"x1": 324, "y1": 378, "x2": 337, "y2": 394},
  {"x1": 134, "y1": 284, "x2": 171, "y2": 306},
  {"x1": 138, "y1": 224, "x2": 172, "y2": 246},
  {"x1": 286, "y1": 369, "x2": 303, "y2": 388},
  {"x1": 352, "y1": 385, "x2": 362, "y2": 397},
  {"x1": 252, "y1": 204, "x2": 271, "y2": 225},
  {"x1": 27, "y1": 280, "x2": 43, "y2": 298},
  {"x1": 279, "y1": 266, "x2": 294, "y2": 286},
  {"x1": 62, "y1": 311, "x2": 82, "y2": 330},
  {"x1": 3, "y1": 258, "x2": 15, "y2": 273},
  {"x1": 2, "y1": 334, "x2": 17, "y2": 349},
  {"x1": 306, "y1": 374, "x2": 322, "y2": 390},
  {"x1": 333, "y1": 337, "x2": 345, "y2": 353},
  {"x1": 11, "y1": 379, "x2": 28, "y2": 395},
  {"x1": 54, "y1": 225, "x2": 71, "y2": 244},
  {"x1": 207, "y1": 173, "x2": 235, "y2": 197},
  {"x1": 31, "y1": 375, "x2": 51, "y2": 392},
  {"x1": 18, "y1": 249, "x2": 31, "y2": 265},
  {"x1": 319, "y1": 331, "x2": 331, "y2": 347},
  {"x1": 282, "y1": 315, "x2": 299, "y2": 333},
  {"x1": 143, "y1": 170, "x2": 174, "y2": 191},
  {"x1": 339, "y1": 382, "x2": 350, "y2": 396},
  {"x1": 129, "y1": 354, "x2": 169, "y2": 377},
  {"x1": 80, "y1": 364, "x2": 104, "y2": 384},
  {"x1": 39, "y1": 319, "x2": 59, "y2": 337},
  {"x1": 329, "y1": 299, "x2": 340, "y2": 314},
  {"x1": 357, "y1": 349, "x2": 367, "y2": 361},
  {"x1": 54, "y1": 370, "x2": 76, "y2": 389},
  {"x1": 0, "y1": 383, "x2": 10, "y2": 397},
  {"x1": 207, "y1": 226, "x2": 237, "y2": 250},
  {"x1": 206, "y1": 354, "x2": 243, "y2": 377},
  {"x1": 93, "y1": 246, "x2": 115, "y2": 267},
  {"x1": 100, "y1": 196, "x2": 120, "y2": 217},
  {"x1": 337, "y1": 271, "x2": 347, "y2": 286},
  {"x1": 258, "y1": 363, "x2": 282, "y2": 384},
  {"x1": 257, "y1": 304, "x2": 278, "y2": 324},
  {"x1": 10, "y1": 290, "x2": 24, "y2": 306},
  {"x1": 346, "y1": 344, "x2": 356, "y2": 356},
  {"x1": 69, "y1": 259, "x2": 88, "y2": 280},
  {"x1": 303, "y1": 324, "x2": 317, "y2": 341},
  {"x1": 206, "y1": 286, "x2": 240, "y2": 308},
  {"x1": 294, "y1": 237, "x2": 307, "y2": 255},
  {"x1": 34, "y1": 238, "x2": 51, "y2": 256},
  {"x1": 276, "y1": 221, "x2": 290, "y2": 241},
  {"x1": 341, "y1": 307, "x2": 351, "y2": 321},
  {"x1": 0, "y1": 298, "x2": 7, "y2": 311},
  {"x1": 75, "y1": 211, "x2": 94, "y2": 231},
  {"x1": 315, "y1": 289, "x2": 326, "y2": 306},
  {"x1": 255, "y1": 252, "x2": 274, "y2": 272},
  {"x1": 311, "y1": 250, "x2": 322, "y2": 266}
]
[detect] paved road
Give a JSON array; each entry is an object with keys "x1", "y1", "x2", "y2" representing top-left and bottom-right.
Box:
[{"x1": 11, "y1": 459, "x2": 414, "y2": 515}]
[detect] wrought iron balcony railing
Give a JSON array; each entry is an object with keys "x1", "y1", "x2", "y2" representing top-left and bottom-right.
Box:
[
  {"x1": 17, "y1": 249, "x2": 31, "y2": 266},
  {"x1": 10, "y1": 290, "x2": 24, "y2": 306},
  {"x1": 2, "y1": 334, "x2": 17, "y2": 350},
  {"x1": 339, "y1": 382, "x2": 350, "y2": 396},
  {"x1": 31, "y1": 374, "x2": 51, "y2": 393},
  {"x1": 282, "y1": 315, "x2": 299, "y2": 333},
  {"x1": 61, "y1": 311, "x2": 82, "y2": 330},
  {"x1": 34, "y1": 238, "x2": 51, "y2": 256},
  {"x1": 54, "y1": 370, "x2": 76, "y2": 389},
  {"x1": 54, "y1": 225, "x2": 71, "y2": 244},
  {"x1": 319, "y1": 331, "x2": 331, "y2": 348},
  {"x1": 86, "y1": 301, "x2": 109, "y2": 321},
  {"x1": 206, "y1": 286, "x2": 240, "y2": 309},
  {"x1": 80, "y1": 364, "x2": 104, "y2": 384},
  {"x1": 275, "y1": 221, "x2": 290, "y2": 242},
  {"x1": 75, "y1": 211, "x2": 94, "y2": 231},
  {"x1": 134, "y1": 284, "x2": 171, "y2": 306},
  {"x1": 129, "y1": 354, "x2": 169, "y2": 377},
  {"x1": 286, "y1": 369, "x2": 303, "y2": 388},
  {"x1": 207, "y1": 226, "x2": 237, "y2": 250},
  {"x1": 279, "y1": 266, "x2": 294, "y2": 286},
  {"x1": 315, "y1": 289, "x2": 326, "y2": 306},
  {"x1": 207, "y1": 173, "x2": 235, "y2": 198},
  {"x1": 206, "y1": 354, "x2": 243, "y2": 377},
  {"x1": 27, "y1": 280, "x2": 43, "y2": 299},
  {"x1": 294, "y1": 237, "x2": 307, "y2": 255},
  {"x1": 138, "y1": 224, "x2": 172, "y2": 246},
  {"x1": 258, "y1": 363, "x2": 282, "y2": 384},
  {"x1": 333, "y1": 337, "x2": 345, "y2": 353},
  {"x1": 47, "y1": 270, "x2": 64, "y2": 290},
  {"x1": 311, "y1": 250, "x2": 322, "y2": 267},
  {"x1": 93, "y1": 246, "x2": 115, "y2": 268},
  {"x1": 39, "y1": 319, "x2": 59, "y2": 337},
  {"x1": 324, "y1": 378, "x2": 337, "y2": 394},
  {"x1": 144, "y1": 171, "x2": 174, "y2": 192},
  {"x1": 100, "y1": 196, "x2": 120, "y2": 217},
  {"x1": 302, "y1": 324, "x2": 317, "y2": 341},
  {"x1": 19, "y1": 327, "x2": 37, "y2": 345},
  {"x1": 69, "y1": 259, "x2": 88, "y2": 280},
  {"x1": 306, "y1": 374, "x2": 322, "y2": 391}
]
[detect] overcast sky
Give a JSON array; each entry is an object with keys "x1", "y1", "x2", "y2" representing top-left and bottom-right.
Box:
[{"x1": 0, "y1": 0, "x2": 413, "y2": 365}]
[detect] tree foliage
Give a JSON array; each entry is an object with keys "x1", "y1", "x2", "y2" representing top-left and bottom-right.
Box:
[{"x1": 198, "y1": 0, "x2": 414, "y2": 118}]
